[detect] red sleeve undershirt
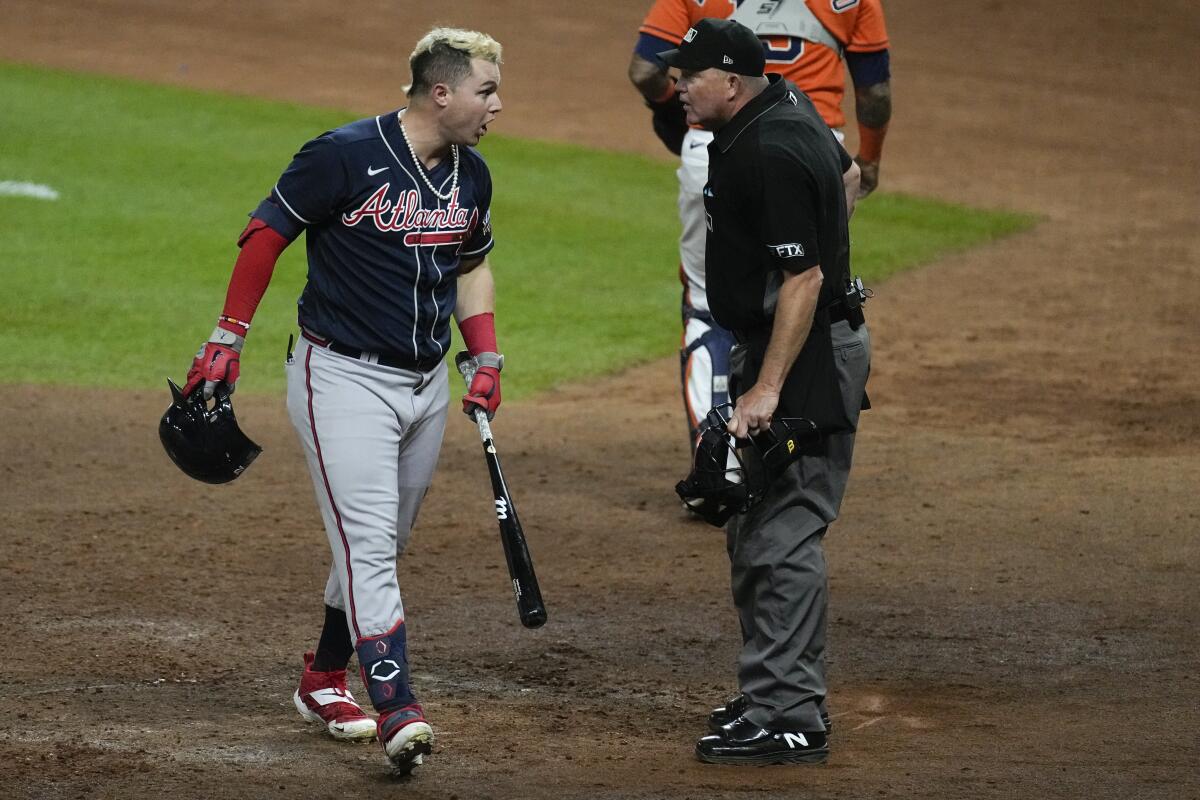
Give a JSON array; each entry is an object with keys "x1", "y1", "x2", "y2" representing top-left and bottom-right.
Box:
[
  {"x1": 458, "y1": 311, "x2": 498, "y2": 356},
  {"x1": 216, "y1": 219, "x2": 289, "y2": 335},
  {"x1": 219, "y1": 219, "x2": 499, "y2": 355}
]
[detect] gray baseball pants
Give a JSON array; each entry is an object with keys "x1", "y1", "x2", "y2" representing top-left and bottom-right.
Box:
[{"x1": 286, "y1": 338, "x2": 449, "y2": 641}]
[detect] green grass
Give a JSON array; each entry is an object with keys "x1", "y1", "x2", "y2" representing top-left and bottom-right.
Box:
[
  {"x1": 0, "y1": 62, "x2": 1035, "y2": 398},
  {"x1": 849, "y1": 192, "x2": 1034, "y2": 282}
]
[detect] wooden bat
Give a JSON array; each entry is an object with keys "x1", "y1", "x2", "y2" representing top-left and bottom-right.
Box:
[{"x1": 455, "y1": 351, "x2": 547, "y2": 629}]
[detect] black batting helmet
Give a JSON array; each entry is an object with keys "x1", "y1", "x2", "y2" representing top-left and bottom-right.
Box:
[
  {"x1": 158, "y1": 379, "x2": 262, "y2": 484},
  {"x1": 675, "y1": 403, "x2": 819, "y2": 527}
]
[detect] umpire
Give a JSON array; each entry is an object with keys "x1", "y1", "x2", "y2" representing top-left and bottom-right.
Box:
[{"x1": 661, "y1": 18, "x2": 872, "y2": 765}]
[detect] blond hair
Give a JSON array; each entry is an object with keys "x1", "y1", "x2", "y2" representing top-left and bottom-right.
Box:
[{"x1": 405, "y1": 27, "x2": 502, "y2": 97}]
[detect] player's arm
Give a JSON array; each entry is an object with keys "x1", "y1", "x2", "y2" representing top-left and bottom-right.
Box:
[
  {"x1": 184, "y1": 220, "x2": 290, "y2": 400},
  {"x1": 629, "y1": 52, "x2": 673, "y2": 101},
  {"x1": 629, "y1": 1, "x2": 689, "y2": 100},
  {"x1": 850, "y1": 63, "x2": 892, "y2": 198},
  {"x1": 845, "y1": 0, "x2": 893, "y2": 198},
  {"x1": 456, "y1": 256, "x2": 503, "y2": 420},
  {"x1": 184, "y1": 134, "x2": 342, "y2": 399},
  {"x1": 456, "y1": 256, "x2": 494, "y2": 319},
  {"x1": 629, "y1": 33, "x2": 688, "y2": 155}
]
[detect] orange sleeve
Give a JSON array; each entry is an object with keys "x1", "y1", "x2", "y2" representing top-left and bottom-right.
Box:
[
  {"x1": 847, "y1": 0, "x2": 890, "y2": 53},
  {"x1": 639, "y1": 0, "x2": 693, "y2": 44}
]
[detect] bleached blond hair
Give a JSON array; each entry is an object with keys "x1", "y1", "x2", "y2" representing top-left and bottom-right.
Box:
[{"x1": 405, "y1": 27, "x2": 502, "y2": 97}]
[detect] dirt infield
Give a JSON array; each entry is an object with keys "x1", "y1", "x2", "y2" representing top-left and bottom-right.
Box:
[{"x1": 2, "y1": 1, "x2": 1198, "y2": 798}]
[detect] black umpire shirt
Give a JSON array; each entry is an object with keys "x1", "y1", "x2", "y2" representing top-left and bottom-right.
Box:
[{"x1": 703, "y1": 74, "x2": 856, "y2": 432}]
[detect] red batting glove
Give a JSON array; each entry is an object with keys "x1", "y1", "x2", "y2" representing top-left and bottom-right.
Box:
[
  {"x1": 184, "y1": 340, "x2": 242, "y2": 400},
  {"x1": 462, "y1": 366, "x2": 501, "y2": 420}
]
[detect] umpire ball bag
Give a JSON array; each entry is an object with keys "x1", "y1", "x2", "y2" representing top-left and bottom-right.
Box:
[{"x1": 158, "y1": 379, "x2": 262, "y2": 484}]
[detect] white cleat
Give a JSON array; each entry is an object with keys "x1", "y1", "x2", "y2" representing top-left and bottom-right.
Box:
[{"x1": 379, "y1": 705, "x2": 434, "y2": 775}]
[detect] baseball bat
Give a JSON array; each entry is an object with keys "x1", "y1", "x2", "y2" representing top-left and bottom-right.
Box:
[{"x1": 455, "y1": 351, "x2": 547, "y2": 629}]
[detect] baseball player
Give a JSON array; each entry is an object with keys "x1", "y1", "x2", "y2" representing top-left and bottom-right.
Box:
[
  {"x1": 628, "y1": 0, "x2": 891, "y2": 462},
  {"x1": 181, "y1": 27, "x2": 505, "y2": 774}
]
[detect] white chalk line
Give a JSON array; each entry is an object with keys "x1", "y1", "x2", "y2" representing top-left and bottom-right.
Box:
[{"x1": 0, "y1": 181, "x2": 60, "y2": 200}]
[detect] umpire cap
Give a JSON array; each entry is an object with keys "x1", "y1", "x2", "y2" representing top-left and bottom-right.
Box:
[{"x1": 659, "y1": 18, "x2": 765, "y2": 76}]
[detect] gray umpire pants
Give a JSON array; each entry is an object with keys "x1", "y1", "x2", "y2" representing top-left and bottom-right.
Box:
[{"x1": 726, "y1": 319, "x2": 871, "y2": 732}]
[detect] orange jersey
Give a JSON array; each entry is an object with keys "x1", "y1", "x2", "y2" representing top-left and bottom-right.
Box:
[{"x1": 639, "y1": 0, "x2": 889, "y2": 128}]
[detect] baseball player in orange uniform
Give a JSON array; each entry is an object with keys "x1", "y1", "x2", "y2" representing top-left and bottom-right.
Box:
[{"x1": 629, "y1": 0, "x2": 891, "y2": 467}]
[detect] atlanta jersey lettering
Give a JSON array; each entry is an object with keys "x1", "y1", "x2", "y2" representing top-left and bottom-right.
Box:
[
  {"x1": 637, "y1": 0, "x2": 890, "y2": 128},
  {"x1": 250, "y1": 110, "x2": 494, "y2": 361}
]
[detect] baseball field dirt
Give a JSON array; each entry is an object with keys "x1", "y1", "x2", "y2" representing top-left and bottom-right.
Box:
[{"x1": 1, "y1": 1, "x2": 1197, "y2": 798}]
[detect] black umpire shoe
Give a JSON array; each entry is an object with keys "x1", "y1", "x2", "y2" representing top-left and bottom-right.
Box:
[
  {"x1": 707, "y1": 695, "x2": 832, "y2": 735},
  {"x1": 696, "y1": 715, "x2": 829, "y2": 765}
]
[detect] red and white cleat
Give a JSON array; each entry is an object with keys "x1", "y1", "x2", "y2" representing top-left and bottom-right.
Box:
[
  {"x1": 293, "y1": 651, "x2": 377, "y2": 741},
  {"x1": 379, "y1": 704, "x2": 434, "y2": 775}
]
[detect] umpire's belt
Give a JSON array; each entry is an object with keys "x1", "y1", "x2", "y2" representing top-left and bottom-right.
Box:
[
  {"x1": 301, "y1": 329, "x2": 443, "y2": 372},
  {"x1": 732, "y1": 301, "x2": 864, "y2": 344},
  {"x1": 827, "y1": 300, "x2": 865, "y2": 329}
]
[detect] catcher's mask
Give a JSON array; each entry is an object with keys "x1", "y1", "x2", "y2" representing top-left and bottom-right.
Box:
[
  {"x1": 675, "y1": 403, "x2": 819, "y2": 527},
  {"x1": 159, "y1": 379, "x2": 262, "y2": 484}
]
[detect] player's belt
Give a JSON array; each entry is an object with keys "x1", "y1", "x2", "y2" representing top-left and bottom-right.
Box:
[{"x1": 301, "y1": 329, "x2": 443, "y2": 372}]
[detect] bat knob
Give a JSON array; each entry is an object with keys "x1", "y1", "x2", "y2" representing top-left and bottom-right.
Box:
[{"x1": 521, "y1": 609, "x2": 548, "y2": 629}]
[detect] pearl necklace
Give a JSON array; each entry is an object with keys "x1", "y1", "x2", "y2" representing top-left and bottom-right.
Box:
[{"x1": 399, "y1": 116, "x2": 459, "y2": 201}]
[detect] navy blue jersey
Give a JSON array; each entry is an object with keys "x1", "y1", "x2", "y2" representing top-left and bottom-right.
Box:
[{"x1": 251, "y1": 110, "x2": 495, "y2": 360}]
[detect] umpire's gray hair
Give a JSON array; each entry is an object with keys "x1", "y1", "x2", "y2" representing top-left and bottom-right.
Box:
[{"x1": 406, "y1": 27, "x2": 503, "y2": 97}]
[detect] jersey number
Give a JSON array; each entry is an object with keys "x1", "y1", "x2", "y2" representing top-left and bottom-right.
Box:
[
  {"x1": 723, "y1": 0, "x2": 860, "y2": 10},
  {"x1": 724, "y1": 0, "x2": 807, "y2": 65},
  {"x1": 718, "y1": 0, "x2": 857, "y2": 64},
  {"x1": 762, "y1": 36, "x2": 805, "y2": 64}
]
